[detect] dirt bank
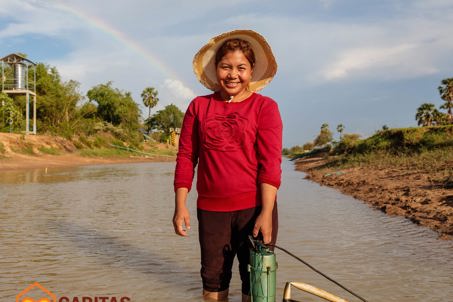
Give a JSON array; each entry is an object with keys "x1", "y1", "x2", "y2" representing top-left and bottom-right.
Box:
[
  {"x1": 294, "y1": 157, "x2": 453, "y2": 239},
  {"x1": 0, "y1": 133, "x2": 175, "y2": 172}
]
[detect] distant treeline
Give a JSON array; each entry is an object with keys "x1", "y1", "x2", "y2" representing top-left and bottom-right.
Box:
[{"x1": 0, "y1": 59, "x2": 184, "y2": 147}]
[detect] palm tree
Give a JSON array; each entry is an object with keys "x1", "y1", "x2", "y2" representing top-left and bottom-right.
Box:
[
  {"x1": 336, "y1": 124, "x2": 344, "y2": 140},
  {"x1": 438, "y1": 78, "x2": 453, "y2": 123},
  {"x1": 433, "y1": 110, "x2": 449, "y2": 125},
  {"x1": 415, "y1": 103, "x2": 437, "y2": 126},
  {"x1": 141, "y1": 87, "x2": 159, "y2": 119},
  {"x1": 314, "y1": 123, "x2": 333, "y2": 146}
]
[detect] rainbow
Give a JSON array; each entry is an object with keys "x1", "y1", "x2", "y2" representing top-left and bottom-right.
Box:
[{"x1": 54, "y1": 2, "x2": 194, "y2": 93}]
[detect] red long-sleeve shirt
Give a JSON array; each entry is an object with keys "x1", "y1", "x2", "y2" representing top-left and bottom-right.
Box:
[{"x1": 174, "y1": 92, "x2": 282, "y2": 211}]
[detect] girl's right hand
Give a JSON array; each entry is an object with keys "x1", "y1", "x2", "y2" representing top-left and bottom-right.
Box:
[{"x1": 173, "y1": 206, "x2": 191, "y2": 236}]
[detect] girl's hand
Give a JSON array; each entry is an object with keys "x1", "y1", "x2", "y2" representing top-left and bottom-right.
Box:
[
  {"x1": 254, "y1": 183, "x2": 277, "y2": 244},
  {"x1": 173, "y1": 206, "x2": 191, "y2": 236},
  {"x1": 253, "y1": 211, "x2": 272, "y2": 244}
]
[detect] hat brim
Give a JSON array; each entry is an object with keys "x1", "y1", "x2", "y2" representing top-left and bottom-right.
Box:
[{"x1": 193, "y1": 30, "x2": 277, "y2": 92}]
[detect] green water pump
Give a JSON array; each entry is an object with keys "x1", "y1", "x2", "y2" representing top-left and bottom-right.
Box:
[{"x1": 248, "y1": 238, "x2": 278, "y2": 302}]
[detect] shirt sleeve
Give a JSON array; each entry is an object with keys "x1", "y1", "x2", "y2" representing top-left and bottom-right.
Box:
[
  {"x1": 174, "y1": 100, "x2": 199, "y2": 192},
  {"x1": 256, "y1": 98, "x2": 283, "y2": 189}
]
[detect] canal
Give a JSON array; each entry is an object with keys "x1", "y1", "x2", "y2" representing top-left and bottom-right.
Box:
[{"x1": 1, "y1": 159, "x2": 452, "y2": 301}]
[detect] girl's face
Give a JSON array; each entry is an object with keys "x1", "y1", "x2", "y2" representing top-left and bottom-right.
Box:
[{"x1": 216, "y1": 50, "x2": 253, "y2": 98}]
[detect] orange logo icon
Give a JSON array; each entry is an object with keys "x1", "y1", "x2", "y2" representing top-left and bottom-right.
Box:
[{"x1": 16, "y1": 282, "x2": 56, "y2": 302}]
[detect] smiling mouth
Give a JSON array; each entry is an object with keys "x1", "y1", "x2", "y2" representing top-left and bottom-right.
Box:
[{"x1": 225, "y1": 81, "x2": 241, "y2": 88}]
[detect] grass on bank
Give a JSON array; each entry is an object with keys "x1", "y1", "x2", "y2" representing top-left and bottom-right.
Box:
[
  {"x1": 66, "y1": 127, "x2": 177, "y2": 158},
  {"x1": 79, "y1": 146, "x2": 177, "y2": 158},
  {"x1": 78, "y1": 147, "x2": 133, "y2": 158},
  {"x1": 329, "y1": 146, "x2": 453, "y2": 171},
  {"x1": 0, "y1": 141, "x2": 5, "y2": 157},
  {"x1": 11, "y1": 141, "x2": 35, "y2": 155},
  {"x1": 38, "y1": 146, "x2": 61, "y2": 155},
  {"x1": 325, "y1": 147, "x2": 453, "y2": 189},
  {"x1": 350, "y1": 125, "x2": 453, "y2": 154},
  {"x1": 335, "y1": 126, "x2": 453, "y2": 170}
]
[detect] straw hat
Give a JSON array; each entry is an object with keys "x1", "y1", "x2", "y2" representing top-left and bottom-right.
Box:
[{"x1": 193, "y1": 29, "x2": 277, "y2": 92}]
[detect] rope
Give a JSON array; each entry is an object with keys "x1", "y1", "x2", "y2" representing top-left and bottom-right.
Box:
[
  {"x1": 269, "y1": 244, "x2": 369, "y2": 302},
  {"x1": 250, "y1": 243, "x2": 272, "y2": 301}
]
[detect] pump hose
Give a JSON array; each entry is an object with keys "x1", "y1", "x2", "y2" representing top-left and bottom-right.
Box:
[{"x1": 269, "y1": 244, "x2": 369, "y2": 302}]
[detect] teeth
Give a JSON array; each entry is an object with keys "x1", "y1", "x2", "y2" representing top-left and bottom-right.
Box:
[{"x1": 226, "y1": 82, "x2": 239, "y2": 87}]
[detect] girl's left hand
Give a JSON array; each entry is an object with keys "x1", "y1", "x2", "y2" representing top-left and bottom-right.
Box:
[{"x1": 253, "y1": 212, "x2": 272, "y2": 244}]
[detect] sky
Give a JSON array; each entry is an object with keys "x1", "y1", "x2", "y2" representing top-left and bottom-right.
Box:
[{"x1": 1, "y1": 0, "x2": 452, "y2": 147}]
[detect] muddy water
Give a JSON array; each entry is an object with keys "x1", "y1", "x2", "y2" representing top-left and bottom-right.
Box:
[{"x1": 0, "y1": 160, "x2": 452, "y2": 302}]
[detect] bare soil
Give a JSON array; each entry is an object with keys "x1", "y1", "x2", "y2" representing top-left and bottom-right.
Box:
[{"x1": 294, "y1": 157, "x2": 453, "y2": 240}]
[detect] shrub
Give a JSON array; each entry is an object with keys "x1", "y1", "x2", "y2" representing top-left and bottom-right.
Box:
[
  {"x1": 92, "y1": 135, "x2": 108, "y2": 148},
  {"x1": 303, "y1": 142, "x2": 314, "y2": 151},
  {"x1": 12, "y1": 141, "x2": 35, "y2": 155},
  {"x1": 72, "y1": 140, "x2": 84, "y2": 149},
  {"x1": 150, "y1": 131, "x2": 164, "y2": 142},
  {"x1": 401, "y1": 128, "x2": 426, "y2": 146},
  {"x1": 290, "y1": 145, "x2": 304, "y2": 154},
  {"x1": 77, "y1": 135, "x2": 92, "y2": 148},
  {"x1": 38, "y1": 146, "x2": 60, "y2": 155},
  {"x1": 334, "y1": 133, "x2": 361, "y2": 154}
]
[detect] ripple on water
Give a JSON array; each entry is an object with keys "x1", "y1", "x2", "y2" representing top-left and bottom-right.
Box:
[{"x1": 0, "y1": 160, "x2": 452, "y2": 302}]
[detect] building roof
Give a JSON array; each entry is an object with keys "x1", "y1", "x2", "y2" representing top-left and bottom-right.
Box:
[{"x1": 0, "y1": 53, "x2": 36, "y2": 65}]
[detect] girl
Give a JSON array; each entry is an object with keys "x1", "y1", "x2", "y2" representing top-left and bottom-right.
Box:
[{"x1": 173, "y1": 30, "x2": 282, "y2": 302}]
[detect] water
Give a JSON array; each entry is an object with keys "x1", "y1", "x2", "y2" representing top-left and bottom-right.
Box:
[{"x1": 0, "y1": 160, "x2": 452, "y2": 302}]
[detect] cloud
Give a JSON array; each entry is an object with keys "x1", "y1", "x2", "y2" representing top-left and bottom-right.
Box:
[
  {"x1": 412, "y1": 0, "x2": 453, "y2": 10},
  {"x1": 232, "y1": 7, "x2": 452, "y2": 85},
  {"x1": 163, "y1": 79, "x2": 196, "y2": 101},
  {"x1": 319, "y1": 0, "x2": 334, "y2": 9},
  {"x1": 322, "y1": 43, "x2": 438, "y2": 80},
  {"x1": 0, "y1": 0, "x2": 79, "y2": 38}
]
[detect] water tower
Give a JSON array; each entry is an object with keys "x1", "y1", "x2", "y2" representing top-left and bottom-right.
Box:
[{"x1": 1, "y1": 53, "x2": 37, "y2": 134}]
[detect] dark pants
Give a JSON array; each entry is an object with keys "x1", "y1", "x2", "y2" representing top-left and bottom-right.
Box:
[{"x1": 197, "y1": 205, "x2": 278, "y2": 295}]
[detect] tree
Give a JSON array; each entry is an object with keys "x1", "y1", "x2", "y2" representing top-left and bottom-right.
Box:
[
  {"x1": 87, "y1": 82, "x2": 141, "y2": 132},
  {"x1": 438, "y1": 78, "x2": 453, "y2": 123},
  {"x1": 0, "y1": 93, "x2": 23, "y2": 131},
  {"x1": 415, "y1": 103, "x2": 438, "y2": 126},
  {"x1": 336, "y1": 124, "x2": 344, "y2": 140},
  {"x1": 78, "y1": 102, "x2": 98, "y2": 119},
  {"x1": 146, "y1": 104, "x2": 184, "y2": 137},
  {"x1": 34, "y1": 63, "x2": 82, "y2": 130},
  {"x1": 433, "y1": 110, "x2": 450, "y2": 125},
  {"x1": 314, "y1": 123, "x2": 333, "y2": 146},
  {"x1": 141, "y1": 87, "x2": 159, "y2": 119}
]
